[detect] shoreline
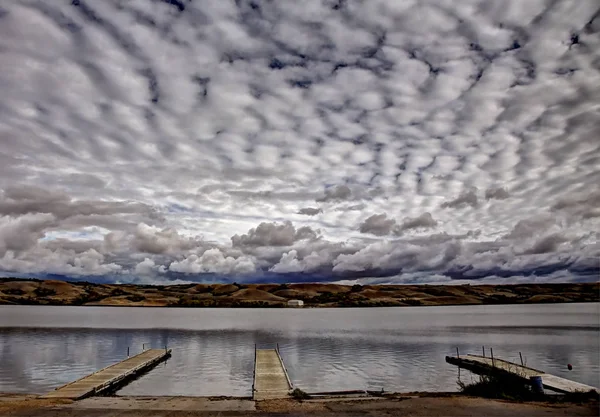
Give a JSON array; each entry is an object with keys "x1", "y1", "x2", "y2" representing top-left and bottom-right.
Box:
[
  {"x1": 1, "y1": 279, "x2": 598, "y2": 308},
  {"x1": 2, "y1": 392, "x2": 598, "y2": 416},
  {"x1": 1, "y1": 299, "x2": 600, "y2": 308}
]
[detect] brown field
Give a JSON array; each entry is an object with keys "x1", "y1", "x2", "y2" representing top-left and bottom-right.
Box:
[{"x1": 0, "y1": 278, "x2": 598, "y2": 308}]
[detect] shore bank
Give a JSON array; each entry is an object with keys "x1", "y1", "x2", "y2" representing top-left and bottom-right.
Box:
[
  {"x1": 1, "y1": 279, "x2": 598, "y2": 308},
  {"x1": 2, "y1": 393, "x2": 598, "y2": 416}
]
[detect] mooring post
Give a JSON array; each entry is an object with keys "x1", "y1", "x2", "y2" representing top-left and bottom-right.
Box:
[
  {"x1": 456, "y1": 347, "x2": 460, "y2": 358},
  {"x1": 252, "y1": 344, "x2": 257, "y2": 393},
  {"x1": 127, "y1": 347, "x2": 130, "y2": 357},
  {"x1": 519, "y1": 352, "x2": 524, "y2": 366},
  {"x1": 490, "y1": 347, "x2": 495, "y2": 367},
  {"x1": 143, "y1": 343, "x2": 145, "y2": 351},
  {"x1": 482, "y1": 346, "x2": 485, "y2": 358}
]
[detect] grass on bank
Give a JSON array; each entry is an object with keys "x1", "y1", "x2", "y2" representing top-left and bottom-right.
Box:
[
  {"x1": 458, "y1": 373, "x2": 600, "y2": 403},
  {"x1": 290, "y1": 388, "x2": 311, "y2": 401},
  {"x1": 458, "y1": 373, "x2": 537, "y2": 401}
]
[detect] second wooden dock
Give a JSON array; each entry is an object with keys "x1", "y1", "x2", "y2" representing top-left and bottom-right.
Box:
[
  {"x1": 42, "y1": 348, "x2": 172, "y2": 400},
  {"x1": 446, "y1": 354, "x2": 599, "y2": 394},
  {"x1": 253, "y1": 346, "x2": 293, "y2": 400}
]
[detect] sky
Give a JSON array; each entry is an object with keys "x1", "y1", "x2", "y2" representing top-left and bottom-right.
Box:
[{"x1": 0, "y1": 0, "x2": 599, "y2": 286}]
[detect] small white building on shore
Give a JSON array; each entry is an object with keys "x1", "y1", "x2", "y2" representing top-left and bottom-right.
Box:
[{"x1": 287, "y1": 299, "x2": 304, "y2": 307}]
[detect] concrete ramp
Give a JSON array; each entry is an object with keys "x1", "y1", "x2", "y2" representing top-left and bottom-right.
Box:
[{"x1": 253, "y1": 347, "x2": 292, "y2": 400}]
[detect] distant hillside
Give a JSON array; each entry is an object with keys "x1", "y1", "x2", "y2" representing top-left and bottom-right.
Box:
[{"x1": 0, "y1": 278, "x2": 598, "y2": 307}]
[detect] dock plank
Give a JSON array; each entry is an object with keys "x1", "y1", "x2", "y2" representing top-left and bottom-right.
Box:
[
  {"x1": 462, "y1": 355, "x2": 541, "y2": 377},
  {"x1": 42, "y1": 349, "x2": 171, "y2": 400},
  {"x1": 446, "y1": 354, "x2": 599, "y2": 394},
  {"x1": 253, "y1": 349, "x2": 292, "y2": 400},
  {"x1": 534, "y1": 374, "x2": 598, "y2": 394}
]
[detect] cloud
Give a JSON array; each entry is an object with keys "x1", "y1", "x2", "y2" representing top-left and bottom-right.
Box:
[
  {"x1": 336, "y1": 203, "x2": 366, "y2": 212},
  {"x1": 132, "y1": 224, "x2": 200, "y2": 255},
  {"x1": 297, "y1": 207, "x2": 322, "y2": 216},
  {"x1": 485, "y1": 187, "x2": 510, "y2": 200},
  {"x1": 522, "y1": 233, "x2": 569, "y2": 255},
  {"x1": 503, "y1": 217, "x2": 555, "y2": 240},
  {"x1": 231, "y1": 221, "x2": 318, "y2": 248},
  {"x1": 0, "y1": 213, "x2": 57, "y2": 256},
  {"x1": 441, "y1": 190, "x2": 479, "y2": 209},
  {"x1": 317, "y1": 185, "x2": 352, "y2": 202},
  {"x1": 360, "y1": 212, "x2": 438, "y2": 236},
  {"x1": 551, "y1": 192, "x2": 600, "y2": 219},
  {"x1": 0, "y1": 0, "x2": 598, "y2": 284},
  {"x1": 0, "y1": 186, "x2": 163, "y2": 238},
  {"x1": 0, "y1": 247, "x2": 122, "y2": 276},
  {"x1": 396, "y1": 212, "x2": 438, "y2": 232},
  {"x1": 134, "y1": 257, "x2": 166, "y2": 276},
  {"x1": 169, "y1": 248, "x2": 256, "y2": 275},
  {"x1": 0, "y1": 186, "x2": 159, "y2": 222},
  {"x1": 269, "y1": 250, "x2": 303, "y2": 273},
  {"x1": 359, "y1": 213, "x2": 396, "y2": 236}
]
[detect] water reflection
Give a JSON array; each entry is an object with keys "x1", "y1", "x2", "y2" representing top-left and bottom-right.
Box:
[{"x1": 0, "y1": 304, "x2": 598, "y2": 395}]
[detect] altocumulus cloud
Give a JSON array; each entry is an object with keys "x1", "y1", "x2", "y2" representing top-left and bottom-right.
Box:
[{"x1": 0, "y1": 0, "x2": 599, "y2": 285}]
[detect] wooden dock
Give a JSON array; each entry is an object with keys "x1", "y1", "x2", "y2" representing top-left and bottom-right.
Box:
[
  {"x1": 253, "y1": 346, "x2": 293, "y2": 400},
  {"x1": 42, "y1": 348, "x2": 172, "y2": 400},
  {"x1": 446, "y1": 354, "x2": 599, "y2": 394}
]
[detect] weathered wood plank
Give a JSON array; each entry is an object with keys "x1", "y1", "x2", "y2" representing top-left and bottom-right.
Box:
[
  {"x1": 253, "y1": 349, "x2": 292, "y2": 400},
  {"x1": 446, "y1": 354, "x2": 598, "y2": 394},
  {"x1": 42, "y1": 349, "x2": 171, "y2": 400}
]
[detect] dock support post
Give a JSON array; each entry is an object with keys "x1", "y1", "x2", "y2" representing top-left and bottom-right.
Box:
[
  {"x1": 143, "y1": 343, "x2": 145, "y2": 351},
  {"x1": 490, "y1": 348, "x2": 495, "y2": 367},
  {"x1": 252, "y1": 344, "x2": 256, "y2": 393},
  {"x1": 456, "y1": 347, "x2": 460, "y2": 358},
  {"x1": 127, "y1": 347, "x2": 129, "y2": 358},
  {"x1": 482, "y1": 346, "x2": 485, "y2": 358},
  {"x1": 519, "y1": 352, "x2": 524, "y2": 366}
]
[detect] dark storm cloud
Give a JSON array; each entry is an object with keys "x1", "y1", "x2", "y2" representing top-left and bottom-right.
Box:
[
  {"x1": 0, "y1": 186, "x2": 160, "y2": 224},
  {"x1": 485, "y1": 187, "x2": 510, "y2": 200},
  {"x1": 0, "y1": 214, "x2": 56, "y2": 256},
  {"x1": 441, "y1": 190, "x2": 479, "y2": 209},
  {"x1": 551, "y1": 191, "x2": 600, "y2": 219},
  {"x1": 397, "y1": 212, "x2": 438, "y2": 232},
  {"x1": 317, "y1": 185, "x2": 352, "y2": 202},
  {"x1": 231, "y1": 221, "x2": 319, "y2": 248},
  {"x1": 359, "y1": 213, "x2": 396, "y2": 236},
  {"x1": 132, "y1": 224, "x2": 201, "y2": 255},
  {"x1": 297, "y1": 207, "x2": 322, "y2": 216},
  {"x1": 503, "y1": 217, "x2": 555, "y2": 240},
  {"x1": 522, "y1": 233, "x2": 570, "y2": 255}
]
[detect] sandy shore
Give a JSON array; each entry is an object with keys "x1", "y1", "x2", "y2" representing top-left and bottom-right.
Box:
[{"x1": 2, "y1": 393, "x2": 598, "y2": 416}]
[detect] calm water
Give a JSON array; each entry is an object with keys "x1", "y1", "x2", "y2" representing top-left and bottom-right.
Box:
[{"x1": 0, "y1": 303, "x2": 598, "y2": 396}]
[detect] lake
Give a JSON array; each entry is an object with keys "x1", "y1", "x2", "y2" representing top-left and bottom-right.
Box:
[{"x1": 0, "y1": 303, "x2": 598, "y2": 396}]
